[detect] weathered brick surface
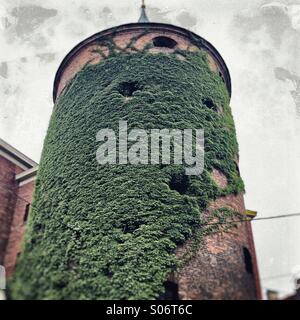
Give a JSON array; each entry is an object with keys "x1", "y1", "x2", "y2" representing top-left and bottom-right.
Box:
[
  {"x1": 0, "y1": 152, "x2": 35, "y2": 277},
  {"x1": 56, "y1": 28, "x2": 223, "y2": 100},
  {"x1": 211, "y1": 168, "x2": 228, "y2": 189},
  {"x1": 0, "y1": 157, "x2": 20, "y2": 265},
  {"x1": 4, "y1": 181, "x2": 35, "y2": 277},
  {"x1": 176, "y1": 228, "x2": 256, "y2": 299},
  {"x1": 175, "y1": 193, "x2": 261, "y2": 300}
]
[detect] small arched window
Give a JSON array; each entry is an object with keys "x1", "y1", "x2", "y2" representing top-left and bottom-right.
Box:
[{"x1": 153, "y1": 36, "x2": 177, "y2": 49}]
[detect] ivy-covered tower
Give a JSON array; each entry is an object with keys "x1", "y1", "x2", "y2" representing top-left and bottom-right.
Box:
[{"x1": 10, "y1": 4, "x2": 261, "y2": 300}]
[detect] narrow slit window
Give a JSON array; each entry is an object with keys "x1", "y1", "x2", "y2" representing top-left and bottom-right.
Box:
[
  {"x1": 243, "y1": 247, "x2": 254, "y2": 275},
  {"x1": 23, "y1": 203, "x2": 30, "y2": 223},
  {"x1": 219, "y1": 71, "x2": 225, "y2": 83}
]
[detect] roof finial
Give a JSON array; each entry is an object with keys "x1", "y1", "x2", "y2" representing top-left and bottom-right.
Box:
[{"x1": 138, "y1": 0, "x2": 150, "y2": 23}]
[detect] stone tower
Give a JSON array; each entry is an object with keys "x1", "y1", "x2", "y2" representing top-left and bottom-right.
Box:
[{"x1": 10, "y1": 3, "x2": 261, "y2": 300}]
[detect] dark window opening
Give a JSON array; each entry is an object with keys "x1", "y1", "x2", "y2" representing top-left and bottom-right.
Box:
[
  {"x1": 202, "y1": 98, "x2": 217, "y2": 111},
  {"x1": 153, "y1": 36, "x2": 177, "y2": 49},
  {"x1": 243, "y1": 247, "x2": 253, "y2": 275},
  {"x1": 159, "y1": 281, "x2": 179, "y2": 300},
  {"x1": 23, "y1": 203, "x2": 30, "y2": 223},
  {"x1": 118, "y1": 81, "x2": 141, "y2": 97},
  {"x1": 169, "y1": 173, "x2": 190, "y2": 195}
]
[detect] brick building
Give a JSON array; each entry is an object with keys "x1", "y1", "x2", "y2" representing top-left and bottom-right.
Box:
[{"x1": 0, "y1": 138, "x2": 37, "y2": 277}]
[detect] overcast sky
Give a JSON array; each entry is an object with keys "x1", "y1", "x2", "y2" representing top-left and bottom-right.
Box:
[{"x1": 1, "y1": 0, "x2": 300, "y2": 298}]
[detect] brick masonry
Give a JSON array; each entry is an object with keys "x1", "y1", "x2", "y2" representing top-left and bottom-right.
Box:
[
  {"x1": 175, "y1": 193, "x2": 261, "y2": 300},
  {"x1": 0, "y1": 153, "x2": 35, "y2": 277},
  {"x1": 0, "y1": 156, "x2": 21, "y2": 265},
  {"x1": 4, "y1": 180, "x2": 35, "y2": 277},
  {"x1": 54, "y1": 24, "x2": 228, "y2": 102}
]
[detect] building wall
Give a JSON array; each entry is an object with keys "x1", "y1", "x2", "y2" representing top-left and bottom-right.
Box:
[
  {"x1": 176, "y1": 193, "x2": 260, "y2": 300},
  {"x1": 0, "y1": 157, "x2": 21, "y2": 265},
  {"x1": 0, "y1": 149, "x2": 36, "y2": 278},
  {"x1": 4, "y1": 180, "x2": 35, "y2": 277}
]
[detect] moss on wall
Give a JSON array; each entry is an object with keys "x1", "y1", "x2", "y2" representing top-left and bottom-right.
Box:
[{"x1": 9, "y1": 50, "x2": 244, "y2": 300}]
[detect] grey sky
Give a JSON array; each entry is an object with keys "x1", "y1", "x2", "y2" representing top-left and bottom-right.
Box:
[{"x1": 0, "y1": 0, "x2": 300, "y2": 298}]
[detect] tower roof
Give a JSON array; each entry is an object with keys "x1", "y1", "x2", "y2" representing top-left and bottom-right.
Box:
[{"x1": 138, "y1": 0, "x2": 150, "y2": 23}]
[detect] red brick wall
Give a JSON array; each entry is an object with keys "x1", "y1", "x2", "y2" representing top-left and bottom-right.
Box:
[
  {"x1": 55, "y1": 28, "x2": 222, "y2": 101},
  {"x1": 175, "y1": 193, "x2": 261, "y2": 300},
  {"x1": 0, "y1": 153, "x2": 36, "y2": 277},
  {"x1": 4, "y1": 180, "x2": 35, "y2": 277},
  {"x1": 0, "y1": 157, "x2": 21, "y2": 265}
]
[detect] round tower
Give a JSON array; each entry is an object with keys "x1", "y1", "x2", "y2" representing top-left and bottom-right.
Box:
[{"x1": 10, "y1": 3, "x2": 261, "y2": 300}]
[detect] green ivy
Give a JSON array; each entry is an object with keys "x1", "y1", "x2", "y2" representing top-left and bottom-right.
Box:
[{"x1": 9, "y1": 49, "x2": 244, "y2": 300}]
